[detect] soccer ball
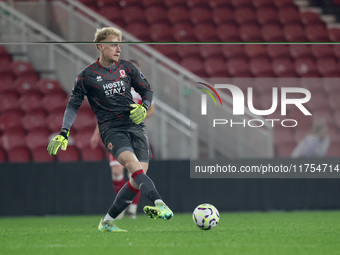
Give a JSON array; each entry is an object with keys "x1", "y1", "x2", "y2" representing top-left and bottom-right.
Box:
[{"x1": 192, "y1": 203, "x2": 219, "y2": 230}]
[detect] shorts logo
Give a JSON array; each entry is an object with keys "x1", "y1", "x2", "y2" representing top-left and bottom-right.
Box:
[
  {"x1": 108, "y1": 142, "x2": 114, "y2": 151},
  {"x1": 119, "y1": 70, "x2": 127, "y2": 78}
]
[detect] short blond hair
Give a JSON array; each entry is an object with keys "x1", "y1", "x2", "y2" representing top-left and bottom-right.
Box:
[{"x1": 94, "y1": 27, "x2": 122, "y2": 48}]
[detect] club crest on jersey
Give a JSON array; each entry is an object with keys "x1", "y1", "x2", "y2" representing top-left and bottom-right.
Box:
[
  {"x1": 140, "y1": 71, "x2": 145, "y2": 79},
  {"x1": 119, "y1": 70, "x2": 127, "y2": 78}
]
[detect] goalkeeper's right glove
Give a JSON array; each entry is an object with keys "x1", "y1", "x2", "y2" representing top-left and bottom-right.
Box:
[{"x1": 47, "y1": 128, "x2": 69, "y2": 156}]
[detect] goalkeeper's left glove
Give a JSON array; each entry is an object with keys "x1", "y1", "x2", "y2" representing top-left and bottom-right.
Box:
[
  {"x1": 130, "y1": 103, "x2": 147, "y2": 124},
  {"x1": 47, "y1": 128, "x2": 69, "y2": 156}
]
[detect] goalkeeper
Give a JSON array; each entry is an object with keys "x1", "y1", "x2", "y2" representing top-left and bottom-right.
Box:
[{"x1": 47, "y1": 27, "x2": 173, "y2": 232}]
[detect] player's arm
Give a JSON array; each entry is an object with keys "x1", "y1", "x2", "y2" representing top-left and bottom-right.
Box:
[
  {"x1": 129, "y1": 64, "x2": 153, "y2": 124},
  {"x1": 47, "y1": 74, "x2": 87, "y2": 156}
]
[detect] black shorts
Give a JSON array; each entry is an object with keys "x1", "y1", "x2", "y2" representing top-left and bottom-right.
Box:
[{"x1": 101, "y1": 125, "x2": 151, "y2": 163}]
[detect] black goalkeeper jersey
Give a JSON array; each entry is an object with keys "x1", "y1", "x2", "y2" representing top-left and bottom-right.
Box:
[{"x1": 66, "y1": 58, "x2": 153, "y2": 129}]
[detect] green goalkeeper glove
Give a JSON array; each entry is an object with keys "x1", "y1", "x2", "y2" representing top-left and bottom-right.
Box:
[
  {"x1": 47, "y1": 129, "x2": 69, "y2": 156},
  {"x1": 130, "y1": 103, "x2": 147, "y2": 124}
]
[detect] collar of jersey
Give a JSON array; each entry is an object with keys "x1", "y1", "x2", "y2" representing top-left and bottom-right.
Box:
[{"x1": 96, "y1": 58, "x2": 119, "y2": 70}]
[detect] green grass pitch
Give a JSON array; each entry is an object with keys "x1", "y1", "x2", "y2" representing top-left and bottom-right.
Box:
[{"x1": 1, "y1": 211, "x2": 340, "y2": 255}]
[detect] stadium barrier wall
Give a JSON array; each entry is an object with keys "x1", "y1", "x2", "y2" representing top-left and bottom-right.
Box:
[{"x1": 1, "y1": 159, "x2": 340, "y2": 216}]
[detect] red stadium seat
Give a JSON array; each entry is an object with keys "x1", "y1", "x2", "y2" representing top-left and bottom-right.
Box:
[
  {"x1": 42, "y1": 91, "x2": 68, "y2": 113},
  {"x1": 300, "y1": 11, "x2": 324, "y2": 26},
  {"x1": 164, "y1": 0, "x2": 185, "y2": 8},
  {"x1": 235, "y1": 7, "x2": 258, "y2": 25},
  {"x1": 212, "y1": 8, "x2": 234, "y2": 25},
  {"x1": 267, "y1": 45, "x2": 290, "y2": 59},
  {"x1": 278, "y1": 7, "x2": 301, "y2": 25},
  {"x1": 217, "y1": 23, "x2": 241, "y2": 42},
  {"x1": 317, "y1": 58, "x2": 340, "y2": 77},
  {"x1": 295, "y1": 57, "x2": 320, "y2": 77},
  {"x1": 262, "y1": 24, "x2": 285, "y2": 42},
  {"x1": 167, "y1": 6, "x2": 190, "y2": 24},
  {"x1": 0, "y1": 109, "x2": 24, "y2": 131},
  {"x1": 256, "y1": 7, "x2": 280, "y2": 26},
  {"x1": 227, "y1": 57, "x2": 253, "y2": 77},
  {"x1": 305, "y1": 91, "x2": 328, "y2": 111},
  {"x1": 122, "y1": 6, "x2": 145, "y2": 24},
  {"x1": 187, "y1": 0, "x2": 209, "y2": 8},
  {"x1": 14, "y1": 75, "x2": 40, "y2": 95},
  {"x1": 126, "y1": 23, "x2": 151, "y2": 41},
  {"x1": 153, "y1": 45, "x2": 178, "y2": 59},
  {"x1": 22, "y1": 109, "x2": 48, "y2": 131},
  {"x1": 72, "y1": 108, "x2": 97, "y2": 132},
  {"x1": 25, "y1": 127, "x2": 51, "y2": 150},
  {"x1": 145, "y1": 6, "x2": 168, "y2": 24},
  {"x1": 0, "y1": 91, "x2": 20, "y2": 112},
  {"x1": 74, "y1": 127, "x2": 95, "y2": 149},
  {"x1": 47, "y1": 109, "x2": 65, "y2": 133},
  {"x1": 231, "y1": 0, "x2": 253, "y2": 8},
  {"x1": 289, "y1": 45, "x2": 312, "y2": 59},
  {"x1": 305, "y1": 24, "x2": 330, "y2": 42},
  {"x1": 199, "y1": 45, "x2": 222, "y2": 59},
  {"x1": 172, "y1": 23, "x2": 196, "y2": 42},
  {"x1": 272, "y1": 57, "x2": 297, "y2": 77},
  {"x1": 239, "y1": 24, "x2": 263, "y2": 42},
  {"x1": 143, "y1": 0, "x2": 164, "y2": 8},
  {"x1": 328, "y1": 27, "x2": 340, "y2": 42},
  {"x1": 274, "y1": 0, "x2": 296, "y2": 9},
  {"x1": 7, "y1": 146, "x2": 31, "y2": 162},
  {"x1": 0, "y1": 73, "x2": 15, "y2": 93},
  {"x1": 2, "y1": 127, "x2": 26, "y2": 150},
  {"x1": 222, "y1": 45, "x2": 245, "y2": 59},
  {"x1": 195, "y1": 23, "x2": 219, "y2": 42},
  {"x1": 250, "y1": 58, "x2": 275, "y2": 77},
  {"x1": 98, "y1": 6, "x2": 124, "y2": 27},
  {"x1": 311, "y1": 45, "x2": 334, "y2": 60},
  {"x1": 19, "y1": 92, "x2": 44, "y2": 113},
  {"x1": 190, "y1": 7, "x2": 212, "y2": 25},
  {"x1": 0, "y1": 54, "x2": 12, "y2": 73},
  {"x1": 284, "y1": 24, "x2": 307, "y2": 42},
  {"x1": 177, "y1": 45, "x2": 200, "y2": 59},
  {"x1": 37, "y1": 78, "x2": 64, "y2": 95},
  {"x1": 31, "y1": 145, "x2": 55, "y2": 162},
  {"x1": 98, "y1": 0, "x2": 119, "y2": 7},
  {"x1": 57, "y1": 145, "x2": 80, "y2": 162},
  {"x1": 204, "y1": 56, "x2": 227, "y2": 77},
  {"x1": 180, "y1": 56, "x2": 207, "y2": 76},
  {"x1": 253, "y1": 0, "x2": 275, "y2": 8},
  {"x1": 81, "y1": 146, "x2": 105, "y2": 161},
  {"x1": 0, "y1": 146, "x2": 6, "y2": 162},
  {"x1": 323, "y1": 79, "x2": 340, "y2": 94},
  {"x1": 244, "y1": 45, "x2": 267, "y2": 60},
  {"x1": 10, "y1": 61, "x2": 38, "y2": 78},
  {"x1": 119, "y1": 0, "x2": 143, "y2": 7},
  {"x1": 209, "y1": 0, "x2": 232, "y2": 9},
  {"x1": 150, "y1": 23, "x2": 174, "y2": 41}
]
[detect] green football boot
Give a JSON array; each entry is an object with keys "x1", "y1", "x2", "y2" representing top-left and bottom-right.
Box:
[
  {"x1": 143, "y1": 203, "x2": 173, "y2": 220},
  {"x1": 98, "y1": 218, "x2": 127, "y2": 232}
]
